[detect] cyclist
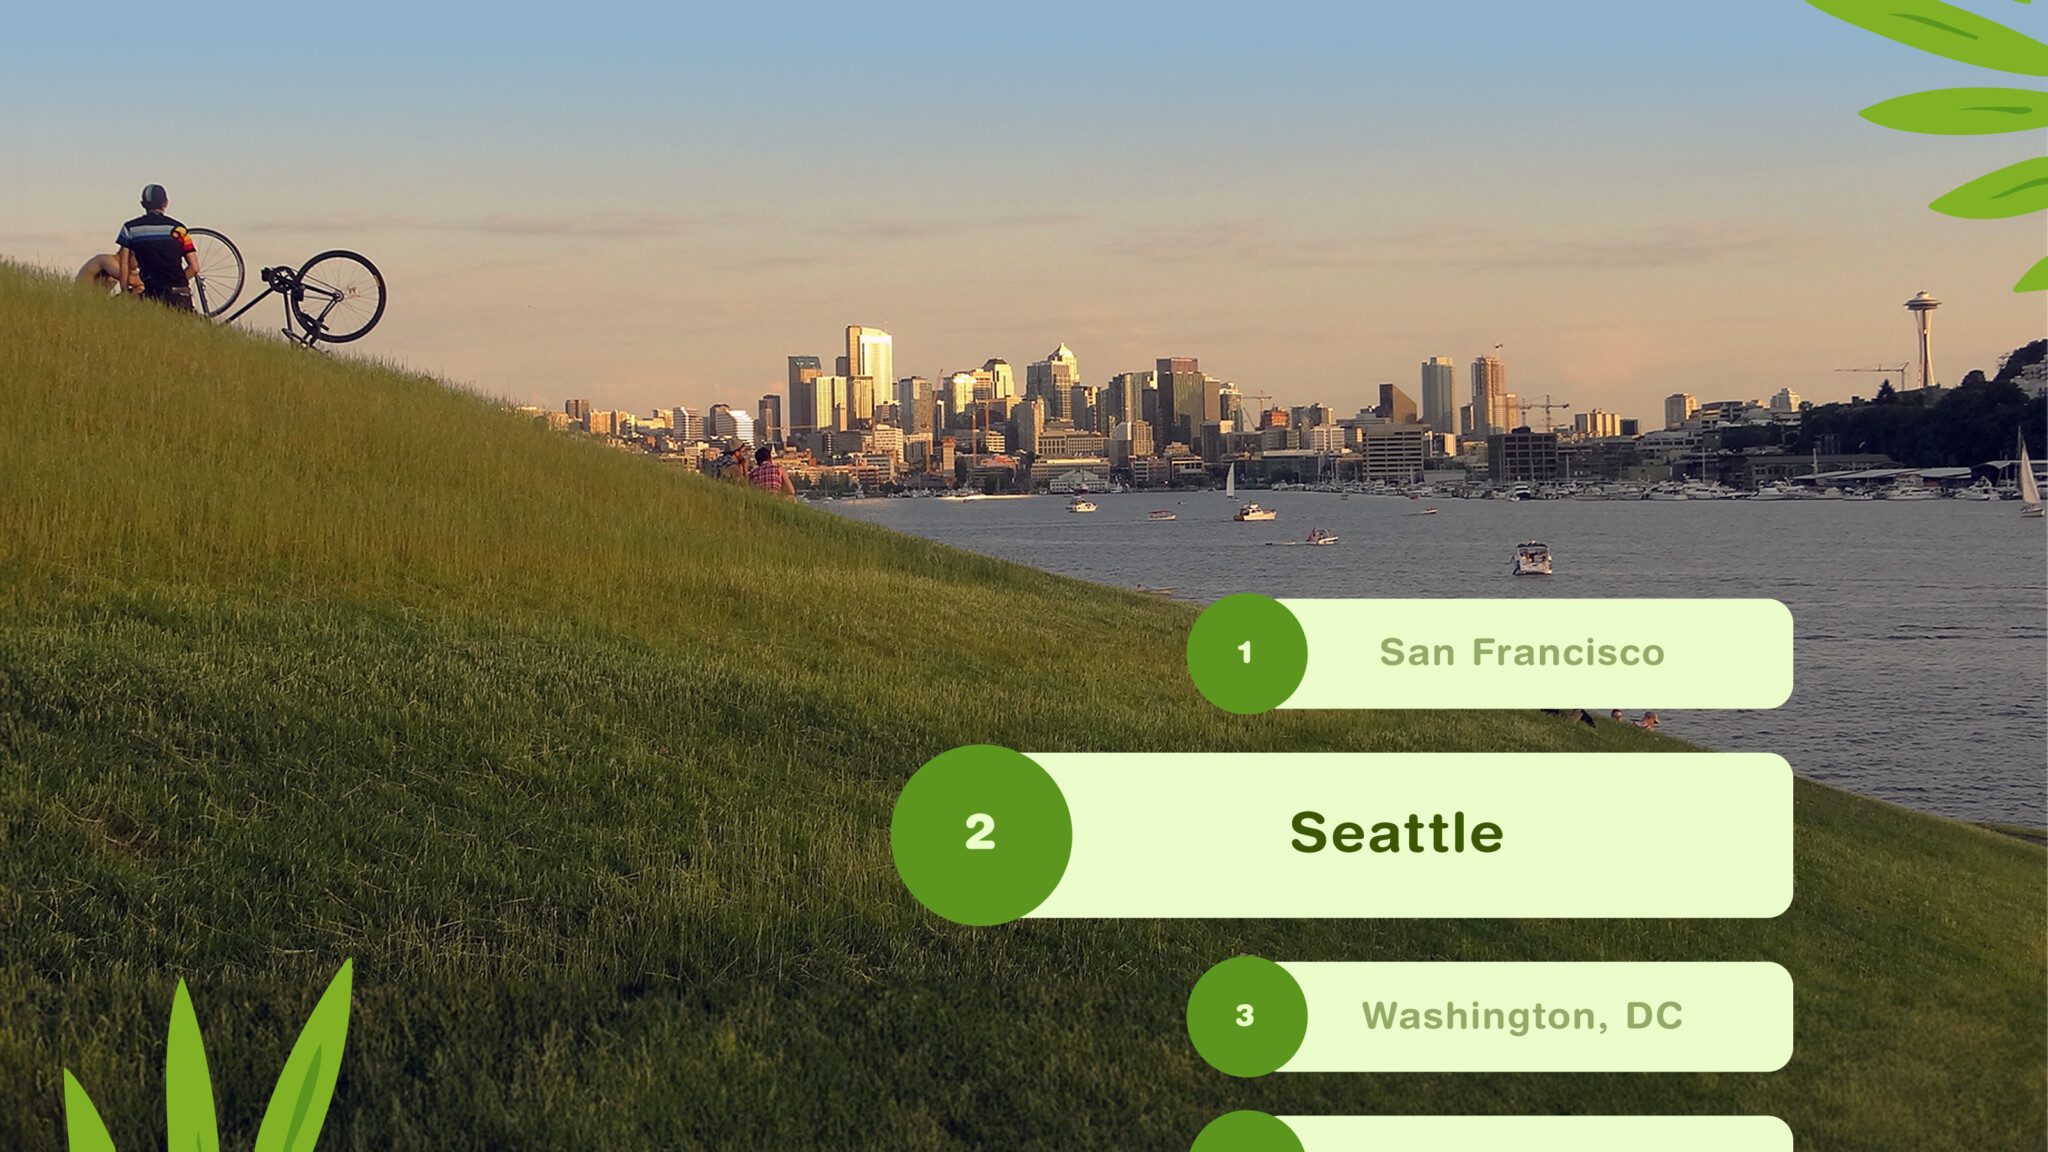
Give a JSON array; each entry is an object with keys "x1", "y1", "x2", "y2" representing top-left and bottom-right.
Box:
[{"x1": 115, "y1": 183, "x2": 200, "y2": 310}]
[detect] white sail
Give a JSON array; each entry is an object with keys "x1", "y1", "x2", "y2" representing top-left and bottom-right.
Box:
[
  {"x1": 2020, "y1": 439, "x2": 2041, "y2": 508},
  {"x1": 1226, "y1": 464, "x2": 1236, "y2": 498}
]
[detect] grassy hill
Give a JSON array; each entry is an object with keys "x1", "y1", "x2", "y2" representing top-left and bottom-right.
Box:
[{"x1": 0, "y1": 264, "x2": 2041, "y2": 1150}]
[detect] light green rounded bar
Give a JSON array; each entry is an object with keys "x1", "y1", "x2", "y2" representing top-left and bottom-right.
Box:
[
  {"x1": 1278, "y1": 961, "x2": 1792, "y2": 1072},
  {"x1": 1273, "y1": 1116, "x2": 1793, "y2": 1152},
  {"x1": 1274, "y1": 598, "x2": 1793, "y2": 710},
  {"x1": 1021, "y1": 753, "x2": 1792, "y2": 919}
]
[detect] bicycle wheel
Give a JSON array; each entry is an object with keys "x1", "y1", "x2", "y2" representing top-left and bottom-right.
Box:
[
  {"x1": 187, "y1": 227, "x2": 244, "y2": 317},
  {"x1": 291, "y1": 250, "x2": 386, "y2": 343}
]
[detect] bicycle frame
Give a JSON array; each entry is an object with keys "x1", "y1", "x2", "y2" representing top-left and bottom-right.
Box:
[{"x1": 221, "y1": 266, "x2": 349, "y2": 347}]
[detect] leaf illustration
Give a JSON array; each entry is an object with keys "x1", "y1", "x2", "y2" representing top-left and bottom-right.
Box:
[
  {"x1": 62, "y1": 1070, "x2": 117, "y2": 1152},
  {"x1": 1929, "y1": 157, "x2": 2048, "y2": 217},
  {"x1": 253, "y1": 959, "x2": 353, "y2": 1152},
  {"x1": 2017, "y1": 254, "x2": 2048, "y2": 291},
  {"x1": 167, "y1": 981, "x2": 221, "y2": 1152},
  {"x1": 1862, "y1": 87, "x2": 2048, "y2": 133},
  {"x1": 1808, "y1": 0, "x2": 2048, "y2": 75}
]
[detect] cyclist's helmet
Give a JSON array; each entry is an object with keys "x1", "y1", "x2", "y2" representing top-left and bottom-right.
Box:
[{"x1": 140, "y1": 184, "x2": 169, "y2": 210}]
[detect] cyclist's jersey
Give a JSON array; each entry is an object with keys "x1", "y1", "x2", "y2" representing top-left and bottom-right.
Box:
[{"x1": 116, "y1": 212, "x2": 195, "y2": 292}]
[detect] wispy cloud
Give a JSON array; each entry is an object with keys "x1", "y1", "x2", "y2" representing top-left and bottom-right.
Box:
[
  {"x1": 1103, "y1": 219, "x2": 1796, "y2": 274},
  {"x1": 243, "y1": 211, "x2": 701, "y2": 239},
  {"x1": 839, "y1": 212, "x2": 1091, "y2": 240}
]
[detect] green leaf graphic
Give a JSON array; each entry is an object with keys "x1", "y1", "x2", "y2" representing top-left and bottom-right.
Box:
[
  {"x1": 1862, "y1": 87, "x2": 2048, "y2": 133},
  {"x1": 1808, "y1": 0, "x2": 2048, "y2": 75},
  {"x1": 253, "y1": 959, "x2": 353, "y2": 1152},
  {"x1": 62, "y1": 1070, "x2": 117, "y2": 1152},
  {"x1": 1930, "y1": 156, "x2": 2048, "y2": 217},
  {"x1": 2016, "y1": 254, "x2": 2048, "y2": 291},
  {"x1": 167, "y1": 981, "x2": 221, "y2": 1152}
]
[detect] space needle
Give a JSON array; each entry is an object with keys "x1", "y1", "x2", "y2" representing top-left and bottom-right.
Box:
[{"x1": 1905, "y1": 291, "x2": 1940, "y2": 390}]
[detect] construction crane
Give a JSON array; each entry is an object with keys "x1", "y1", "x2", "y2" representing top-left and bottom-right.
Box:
[
  {"x1": 1835, "y1": 364, "x2": 1909, "y2": 394},
  {"x1": 1514, "y1": 393, "x2": 1572, "y2": 431}
]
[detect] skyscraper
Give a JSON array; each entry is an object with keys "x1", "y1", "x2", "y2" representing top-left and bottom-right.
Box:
[
  {"x1": 786, "y1": 355, "x2": 823, "y2": 434},
  {"x1": 564, "y1": 398, "x2": 591, "y2": 426},
  {"x1": 983, "y1": 358, "x2": 1017, "y2": 400},
  {"x1": 1664, "y1": 393, "x2": 1698, "y2": 430},
  {"x1": 846, "y1": 327, "x2": 893, "y2": 405},
  {"x1": 1027, "y1": 344, "x2": 1080, "y2": 420},
  {"x1": 1156, "y1": 357, "x2": 1210, "y2": 451},
  {"x1": 896, "y1": 376, "x2": 935, "y2": 435},
  {"x1": 1420, "y1": 357, "x2": 1456, "y2": 430},
  {"x1": 1471, "y1": 355, "x2": 1508, "y2": 436},
  {"x1": 1377, "y1": 383, "x2": 1418, "y2": 424},
  {"x1": 1105, "y1": 371, "x2": 1149, "y2": 450},
  {"x1": 756, "y1": 394, "x2": 782, "y2": 445}
]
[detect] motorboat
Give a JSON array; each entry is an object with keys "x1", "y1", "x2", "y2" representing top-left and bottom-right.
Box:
[
  {"x1": 1147, "y1": 509, "x2": 1178, "y2": 521},
  {"x1": 1234, "y1": 502, "x2": 1278, "y2": 522},
  {"x1": 1067, "y1": 497, "x2": 1098, "y2": 513},
  {"x1": 1512, "y1": 541, "x2": 1553, "y2": 576},
  {"x1": 1306, "y1": 528, "x2": 1338, "y2": 545}
]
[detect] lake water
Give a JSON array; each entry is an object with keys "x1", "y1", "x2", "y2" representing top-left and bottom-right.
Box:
[{"x1": 830, "y1": 491, "x2": 2048, "y2": 827}]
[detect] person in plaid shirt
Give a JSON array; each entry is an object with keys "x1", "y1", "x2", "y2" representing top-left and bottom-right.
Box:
[{"x1": 748, "y1": 445, "x2": 795, "y2": 499}]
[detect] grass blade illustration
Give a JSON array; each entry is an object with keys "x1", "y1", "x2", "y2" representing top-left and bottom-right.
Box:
[
  {"x1": 1929, "y1": 155, "x2": 2048, "y2": 217},
  {"x1": 166, "y1": 981, "x2": 221, "y2": 1152},
  {"x1": 62, "y1": 1070, "x2": 117, "y2": 1152},
  {"x1": 1861, "y1": 87, "x2": 2048, "y2": 133},
  {"x1": 252, "y1": 960, "x2": 353, "y2": 1152},
  {"x1": 1807, "y1": 0, "x2": 2048, "y2": 75},
  {"x1": 2016, "y1": 253, "x2": 2048, "y2": 291}
]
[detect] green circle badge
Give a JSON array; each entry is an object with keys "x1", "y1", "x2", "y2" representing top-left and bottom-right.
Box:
[
  {"x1": 890, "y1": 745, "x2": 1072, "y2": 926},
  {"x1": 1186, "y1": 595, "x2": 1308, "y2": 715},
  {"x1": 1191, "y1": 1111, "x2": 1304, "y2": 1152},
  {"x1": 1186, "y1": 955, "x2": 1309, "y2": 1077}
]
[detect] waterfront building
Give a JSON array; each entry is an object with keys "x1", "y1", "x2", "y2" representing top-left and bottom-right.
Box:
[
  {"x1": 1488, "y1": 429, "x2": 1562, "y2": 483},
  {"x1": 1356, "y1": 426, "x2": 1428, "y2": 484}
]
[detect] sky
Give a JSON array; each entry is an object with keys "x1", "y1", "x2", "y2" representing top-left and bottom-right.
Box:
[{"x1": 3, "y1": 1, "x2": 2044, "y2": 424}]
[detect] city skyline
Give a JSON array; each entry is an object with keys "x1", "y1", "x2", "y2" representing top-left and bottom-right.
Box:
[{"x1": 3, "y1": 4, "x2": 2041, "y2": 417}]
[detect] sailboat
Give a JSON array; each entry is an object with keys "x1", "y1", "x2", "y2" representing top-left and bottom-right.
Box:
[
  {"x1": 2020, "y1": 433, "x2": 2043, "y2": 519},
  {"x1": 1226, "y1": 463, "x2": 1236, "y2": 499}
]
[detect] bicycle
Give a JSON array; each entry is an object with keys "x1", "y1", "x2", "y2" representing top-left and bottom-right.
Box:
[{"x1": 187, "y1": 228, "x2": 387, "y2": 347}]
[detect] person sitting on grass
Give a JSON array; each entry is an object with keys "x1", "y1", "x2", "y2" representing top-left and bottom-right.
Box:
[
  {"x1": 75, "y1": 253, "x2": 128, "y2": 294},
  {"x1": 1637, "y1": 711, "x2": 1661, "y2": 731},
  {"x1": 115, "y1": 183, "x2": 200, "y2": 310},
  {"x1": 748, "y1": 445, "x2": 795, "y2": 500}
]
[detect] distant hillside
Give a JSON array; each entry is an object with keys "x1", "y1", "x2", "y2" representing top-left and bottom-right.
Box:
[{"x1": 0, "y1": 264, "x2": 2040, "y2": 1150}]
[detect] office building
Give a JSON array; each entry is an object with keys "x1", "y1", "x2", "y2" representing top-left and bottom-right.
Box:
[
  {"x1": 787, "y1": 355, "x2": 823, "y2": 434},
  {"x1": 756, "y1": 395, "x2": 782, "y2": 446},
  {"x1": 846, "y1": 326, "x2": 892, "y2": 404},
  {"x1": 1420, "y1": 357, "x2": 1457, "y2": 430},
  {"x1": 564, "y1": 398, "x2": 592, "y2": 426},
  {"x1": 1377, "y1": 383, "x2": 1418, "y2": 424},
  {"x1": 1665, "y1": 392, "x2": 1698, "y2": 430},
  {"x1": 1027, "y1": 344, "x2": 1081, "y2": 421},
  {"x1": 1156, "y1": 357, "x2": 1215, "y2": 452},
  {"x1": 1472, "y1": 354, "x2": 1508, "y2": 436},
  {"x1": 1488, "y1": 430, "x2": 1562, "y2": 482},
  {"x1": 1770, "y1": 387, "x2": 1802, "y2": 412}
]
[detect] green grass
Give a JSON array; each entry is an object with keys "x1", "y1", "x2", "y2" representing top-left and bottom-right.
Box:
[{"x1": 0, "y1": 264, "x2": 2041, "y2": 1150}]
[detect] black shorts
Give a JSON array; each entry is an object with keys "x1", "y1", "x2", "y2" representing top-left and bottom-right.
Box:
[{"x1": 141, "y1": 284, "x2": 195, "y2": 311}]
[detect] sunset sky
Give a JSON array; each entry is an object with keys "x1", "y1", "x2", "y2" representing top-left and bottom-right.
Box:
[{"x1": 4, "y1": 2, "x2": 2042, "y2": 423}]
